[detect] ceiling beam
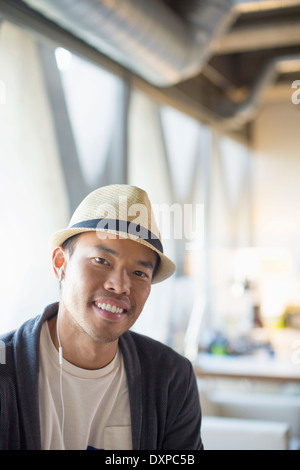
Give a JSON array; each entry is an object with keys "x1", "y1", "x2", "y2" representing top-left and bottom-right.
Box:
[
  {"x1": 235, "y1": 0, "x2": 300, "y2": 13},
  {"x1": 213, "y1": 20, "x2": 300, "y2": 54}
]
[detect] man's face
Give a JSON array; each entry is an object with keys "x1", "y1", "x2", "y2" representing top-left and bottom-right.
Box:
[{"x1": 56, "y1": 231, "x2": 157, "y2": 344}]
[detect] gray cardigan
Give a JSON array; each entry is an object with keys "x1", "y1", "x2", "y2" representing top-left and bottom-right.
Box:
[{"x1": 0, "y1": 303, "x2": 203, "y2": 450}]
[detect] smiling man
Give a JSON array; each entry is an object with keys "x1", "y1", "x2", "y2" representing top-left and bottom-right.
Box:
[
  {"x1": 49, "y1": 232, "x2": 157, "y2": 369},
  {"x1": 0, "y1": 184, "x2": 203, "y2": 450}
]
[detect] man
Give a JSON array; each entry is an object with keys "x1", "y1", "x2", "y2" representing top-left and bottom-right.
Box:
[{"x1": 0, "y1": 184, "x2": 203, "y2": 450}]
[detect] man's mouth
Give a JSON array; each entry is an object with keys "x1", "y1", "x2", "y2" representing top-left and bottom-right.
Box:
[
  {"x1": 92, "y1": 300, "x2": 130, "y2": 322},
  {"x1": 94, "y1": 302, "x2": 127, "y2": 315}
]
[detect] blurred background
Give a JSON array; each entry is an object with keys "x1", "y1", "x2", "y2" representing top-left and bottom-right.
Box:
[{"x1": 0, "y1": 0, "x2": 300, "y2": 449}]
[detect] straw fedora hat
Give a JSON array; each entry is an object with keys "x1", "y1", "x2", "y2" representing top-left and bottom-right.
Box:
[{"x1": 50, "y1": 184, "x2": 176, "y2": 283}]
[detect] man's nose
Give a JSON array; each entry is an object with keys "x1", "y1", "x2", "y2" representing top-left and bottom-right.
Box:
[{"x1": 103, "y1": 267, "x2": 131, "y2": 296}]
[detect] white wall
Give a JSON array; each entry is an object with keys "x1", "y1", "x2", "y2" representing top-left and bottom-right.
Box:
[
  {"x1": 252, "y1": 100, "x2": 300, "y2": 245},
  {"x1": 252, "y1": 97, "x2": 300, "y2": 317},
  {"x1": 0, "y1": 22, "x2": 69, "y2": 333}
]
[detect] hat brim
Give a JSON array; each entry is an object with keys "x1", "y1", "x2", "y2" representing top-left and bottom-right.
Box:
[{"x1": 49, "y1": 227, "x2": 176, "y2": 284}]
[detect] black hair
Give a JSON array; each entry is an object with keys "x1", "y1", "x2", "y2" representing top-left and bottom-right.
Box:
[{"x1": 61, "y1": 233, "x2": 81, "y2": 256}]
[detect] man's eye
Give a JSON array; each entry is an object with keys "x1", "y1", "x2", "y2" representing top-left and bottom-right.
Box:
[
  {"x1": 134, "y1": 270, "x2": 148, "y2": 278},
  {"x1": 94, "y1": 257, "x2": 109, "y2": 265}
]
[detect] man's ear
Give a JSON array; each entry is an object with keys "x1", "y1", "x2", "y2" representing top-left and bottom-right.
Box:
[{"x1": 52, "y1": 246, "x2": 66, "y2": 281}]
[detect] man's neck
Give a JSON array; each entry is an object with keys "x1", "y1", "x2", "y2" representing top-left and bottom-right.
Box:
[{"x1": 47, "y1": 315, "x2": 118, "y2": 370}]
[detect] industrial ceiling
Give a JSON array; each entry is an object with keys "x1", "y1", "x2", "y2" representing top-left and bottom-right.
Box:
[{"x1": 1, "y1": 0, "x2": 300, "y2": 136}]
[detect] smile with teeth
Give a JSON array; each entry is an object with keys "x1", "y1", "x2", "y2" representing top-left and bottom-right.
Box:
[{"x1": 95, "y1": 302, "x2": 126, "y2": 314}]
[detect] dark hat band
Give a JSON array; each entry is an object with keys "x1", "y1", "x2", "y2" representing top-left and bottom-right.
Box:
[{"x1": 70, "y1": 218, "x2": 164, "y2": 254}]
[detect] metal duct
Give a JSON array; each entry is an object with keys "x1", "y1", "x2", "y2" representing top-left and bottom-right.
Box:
[
  {"x1": 219, "y1": 55, "x2": 300, "y2": 129},
  {"x1": 20, "y1": 0, "x2": 237, "y2": 87}
]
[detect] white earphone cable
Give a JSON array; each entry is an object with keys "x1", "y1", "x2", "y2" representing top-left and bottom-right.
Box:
[{"x1": 56, "y1": 307, "x2": 65, "y2": 450}]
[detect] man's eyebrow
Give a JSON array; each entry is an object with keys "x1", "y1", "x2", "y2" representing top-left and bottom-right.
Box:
[{"x1": 93, "y1": 244, "x2": 118, "y2": 256}]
